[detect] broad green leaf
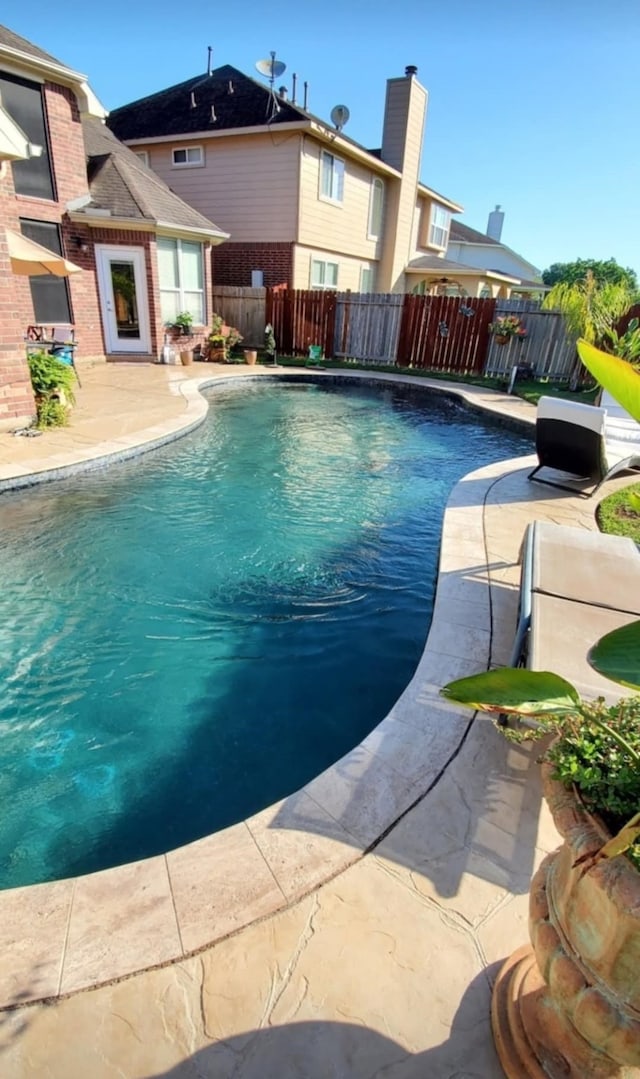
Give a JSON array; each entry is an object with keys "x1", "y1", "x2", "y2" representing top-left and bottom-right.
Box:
[
  {"x1": 588, "y1": 620, "x2": 640, "y2": 690},
  {"x1": 627, "y1": 491, "x2": 640, "y2": 514},
  {"x1": 577, "y1": 339, "x2": 640, "y2": 422},
  {"x1": 441, "y1": 669, "x2": 580, "y2": 716}
]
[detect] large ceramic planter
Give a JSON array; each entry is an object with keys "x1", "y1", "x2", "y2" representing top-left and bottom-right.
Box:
[{"x1": 492, "y1": 766, "x2": 640, "y2": 1077}]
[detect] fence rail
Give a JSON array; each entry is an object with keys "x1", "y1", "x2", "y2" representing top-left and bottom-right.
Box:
[{"x1": 212, "y1": 286, "x2": 584, "y2": 380}]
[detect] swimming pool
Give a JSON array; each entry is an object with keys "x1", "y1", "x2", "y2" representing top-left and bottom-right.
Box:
[{"x1": 0, "y1": 378, "x2": 530, "y2": 888}]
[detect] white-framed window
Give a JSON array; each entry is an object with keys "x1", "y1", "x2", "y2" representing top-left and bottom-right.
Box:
[
  {"x1": 368, "y1": 178, "x2": 384, "y2": 239},
  {"x1": 157, "y1": 237, "x2": 205, "y2": 324},
  {"x1": 429, "y1": 204, "x2": 451, "y2": 248},
  {"x1": 320, "y1": 151, "x2": 345, "y2": 203},
  {"x1": 135, "y1": 150, "x2": 149, "y2": 167},
  {"x1": 310, "y1": 259, "x2": 339, "y2": 290},
  {"x1": 360, "y1": 266, "x2": 376, "y2": 293},
  {"x1": 172, "y1": 145, "x2": 204, "y2": 168}
]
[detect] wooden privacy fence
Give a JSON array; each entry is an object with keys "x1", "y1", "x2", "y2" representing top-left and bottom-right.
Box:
[
  {"x1": 266, "y1": 289, "x2": 337, "y2": 357},
  {"x1": 334, "y1": 293, "x2": 403, "y2": 364},
  {"x1": 211, "y1": 286, "x2": 266, "y2": 346},
  {"x1": 396, "y1": 295, "x2": 496, "y2": 373},
  {"x1": 213, "y1": 286, "x2": 584, "y2": 379}
]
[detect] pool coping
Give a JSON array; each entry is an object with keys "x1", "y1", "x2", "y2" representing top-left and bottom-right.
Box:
[{"x1": 0, "y1": 369, "x2": 537, "y2": 1009}]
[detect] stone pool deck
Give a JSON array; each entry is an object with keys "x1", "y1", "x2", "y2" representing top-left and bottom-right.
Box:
[{"x1": 0, "y1": 362, "x2": 623, "y2": 1078}]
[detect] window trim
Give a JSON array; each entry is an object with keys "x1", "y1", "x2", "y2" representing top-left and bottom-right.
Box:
[
  {"x1": 171, "y1": 145, "x2": 204, "y2": 168},
  {"x1": 367, "y1": 178, "x2": 384, "y2": 240},
  {"x1": 157, "y1": 237, "x2": 206, "y2": 325},
  {"x1": 1, "y1": 71, "x2": 56, "y2": 201},
  {"x1": 359, "y1": 266, "x2": 376, "y2": 293},
  {"x1": 428, "y1": 204, "x2": 451, "y2": 250},
  {"x1": 310, "y1": 258, "x2": 339, "y2": 291},
  {"x1": 319, "y1": 150, "x2": 345, "y2": 205},
  {"x1": 20, "y1": 217, "x2": 72, "y2": 323}
]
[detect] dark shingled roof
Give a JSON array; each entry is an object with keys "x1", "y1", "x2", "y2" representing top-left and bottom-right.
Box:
[
  {"x1": 82, "y1": 118, "x2": 227, "y2": 236},
  {"x1": 0, "y1": 24, "x2": 67, "y2": 68},
  {"x1": 108, "y1": 65, "x2": 309, "y2": 141},
  {"x1": 449, "y1": 220, "x2": 496, "y2": 245}
]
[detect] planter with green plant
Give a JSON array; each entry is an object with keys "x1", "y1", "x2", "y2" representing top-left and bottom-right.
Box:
[
  {"x1": 171, "y1": 311, "x2": 194, "y2": 336},
  {"x1": 489, "y1": 315, "x2": 528, "y2": 345},
  {"x1": 27, "y1": 350, "x2": 76, "y2": 428}
]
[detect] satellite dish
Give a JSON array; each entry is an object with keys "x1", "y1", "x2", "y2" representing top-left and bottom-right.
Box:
[
  {"x1": 330, "y1": 104, "x2": 350, "y2": 131},
  {"x1": 255, "y1": 53, "x2": 286, "y2": 85}
]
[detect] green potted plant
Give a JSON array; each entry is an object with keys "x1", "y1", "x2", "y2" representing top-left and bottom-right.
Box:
[
  {"x1": 488, "y1": 314, "x2": 528, "y2": 344},
  {"x1": 27, "y1": 350, "x2": 76, "y2": 428},
  {"x1": 172, "y1": 311, "x2": 194, "y2": 336}
]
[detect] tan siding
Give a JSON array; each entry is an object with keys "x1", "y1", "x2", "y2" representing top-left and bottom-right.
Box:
[
  {"x1": 297, "y1": 138, "x2": 381, "y2": 259},
  {"x1": 293, "y1": 245, "x2": 377, "y2": 291},
  {"x1": 141, "y1": 133, "x2": 301, "y2": 241}
]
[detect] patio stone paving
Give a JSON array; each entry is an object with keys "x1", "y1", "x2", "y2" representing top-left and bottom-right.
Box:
[{"x1": 0, "y1": 360, "x2": 630, "y2": 1077}]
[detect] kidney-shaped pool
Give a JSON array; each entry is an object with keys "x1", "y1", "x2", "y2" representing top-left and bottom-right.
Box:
[{"x1": 0, "y1": 378, "x2": 530, "y2": 888}]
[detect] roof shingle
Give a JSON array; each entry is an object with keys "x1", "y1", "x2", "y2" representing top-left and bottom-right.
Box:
[
  {"x1": 0, "y1": 24, "x2": 67, "y2": 68},
  {"x1": 82, "y1": 118, "x2": 227, "y2": 237}
]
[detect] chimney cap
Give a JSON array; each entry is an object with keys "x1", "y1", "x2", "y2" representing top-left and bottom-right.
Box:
[{"x1": 405, "y1": 64, "x2": 418, "y2": 77}]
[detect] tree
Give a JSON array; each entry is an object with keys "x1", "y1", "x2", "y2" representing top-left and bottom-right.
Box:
[
  {"x1": 542, "y1": 258, "x2": 638, "y2": 291},
  {"x1": 542, "y1": 273, "x2": 637, "y2": 346}
]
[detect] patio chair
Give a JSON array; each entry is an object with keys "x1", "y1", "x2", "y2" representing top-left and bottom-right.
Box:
[{"x1": 527, "y1": 395, "x2": 640, "y2": 497}]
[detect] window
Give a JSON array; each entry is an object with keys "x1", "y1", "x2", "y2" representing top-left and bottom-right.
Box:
[
  {"x1": 368, "y1": 178, "x2": 384, "y2": 239},
  {"x1": 171, "y1": 146, "x2": 204, "y2": 168},
  {"x1": 135, "y1": 150, "x2": 149, "y2": 167},
  {"x1": 310, "y1": 259, "x2": 338, "y2": 290},
  {"x1": 320, "y1": 151, "x2": 344, "y2": 203},
  {"x1": 157, "y1": 238, "x2": 205, "y2": 324},
  {"x1": 428, "y1": 205, "x2": 451, "y2": 249},
  {"x1": 20, "y1": 219, "x2": 71, "y2": 323},
  {"x1": 360, "y1": 266, "x2": 376, "y2": 293},
  {"x1": 0, "y1": 73, "x2": 54, "y2": 199}
]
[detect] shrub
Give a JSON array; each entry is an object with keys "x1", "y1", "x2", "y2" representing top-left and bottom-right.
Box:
[{"x1": 28, "y1": 350, "x2": 76, "y2": 405}]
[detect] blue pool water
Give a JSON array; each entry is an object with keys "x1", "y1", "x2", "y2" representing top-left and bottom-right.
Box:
[{"x1": 0, "y1": 379, "x2": 530, "y2": 888}]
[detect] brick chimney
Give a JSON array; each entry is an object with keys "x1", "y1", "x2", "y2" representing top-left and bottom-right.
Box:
[{"x1": 377, "y1": 66, "x2": 428, "y2": 292}]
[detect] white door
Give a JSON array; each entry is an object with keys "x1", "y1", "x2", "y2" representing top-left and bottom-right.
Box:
[{"x1": 95, "y1": 245, "x2": 151, "y2": 353}]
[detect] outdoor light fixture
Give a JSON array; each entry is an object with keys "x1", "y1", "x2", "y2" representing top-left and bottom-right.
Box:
[{"x1": 73, "y1": 236, "x2": 89, "y2": 254}]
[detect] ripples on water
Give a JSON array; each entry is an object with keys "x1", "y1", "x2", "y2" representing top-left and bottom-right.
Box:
[{"x1": 0, "y1": 380, "x2": 530, "y2": 886}]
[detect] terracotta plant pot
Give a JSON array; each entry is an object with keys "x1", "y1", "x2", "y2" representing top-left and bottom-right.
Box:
[
  {"x1": 495, "y1": 334, "x2": 510, "y2": 345},
  {"x1": 492, "y1": 766, "x2": 640, "y2": 1078},
  {"x1": 208, "y1": 346, "x2": 226, "y2": 363},
  {"x1": 179, "y1": 351, "x2": 193, "y2": 366},
  {"x1": 244, "y1": 349, "x2": 257, "y2": 365}
]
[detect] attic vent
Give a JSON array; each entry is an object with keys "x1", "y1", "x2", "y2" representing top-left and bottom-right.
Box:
[
  {"x1": 210, "y1": 105, "x2": 217, "y2": 122},
  {"x1": 278, "y1": 85, "x2": 288, "y2": 100},
  {"x1": 190, "y1": 92, "x2": 197, "y2": 108},
  {"x1": 228, "y1": 80, "x2": 234, "y2": 94}
]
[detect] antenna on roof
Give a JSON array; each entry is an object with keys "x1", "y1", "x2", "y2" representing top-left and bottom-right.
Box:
[
  {"x1": 303, "y1": 81, "x2": 309, "y2": 110},
  {"x1": 207, "y1": 45, "x2": 213, "y2": 77},
  {"x1": 255, "y1": 51, "x2": 287, "y2": 124},
  {"x1": 330, "y1": 104, "x2": 350, "y2": 132}
]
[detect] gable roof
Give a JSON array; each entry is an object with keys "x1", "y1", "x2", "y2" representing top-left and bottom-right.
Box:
[
  {"x1": 406, "y1": 253, "x2": 520, "y2": 282},
  {"x1": 80, "y1": 118, "x2": 228, "y2": 239},
  {"x1": 109, "y1": 65, "x2": 309, "y2": 141},
  {"x1": 449, "y1": 220, "x2": 496, "y2": 245},
  {"x1": 0, "y1": 24, "x2": 63, "y2": 67}
]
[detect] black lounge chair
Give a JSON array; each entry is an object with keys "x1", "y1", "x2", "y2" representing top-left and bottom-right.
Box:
[{"x1": 528, "y1": 395, "x2": 640, "y2": 497}]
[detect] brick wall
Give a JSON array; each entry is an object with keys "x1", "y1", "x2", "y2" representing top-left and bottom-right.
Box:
[
  {"x1": 212, "y1": 242, "x2": 293, "y2": 288},
  {"x1": 0, "y1": 80, "x2": 99, "y2": 428}
]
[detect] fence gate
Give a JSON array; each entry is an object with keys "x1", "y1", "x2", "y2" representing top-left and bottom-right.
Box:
[
  {"x1": 397, "y1": 295, "x2": 496, "y2": 374},
  {"x1": 211, "y1": 286, "x2": 266, "y2": 347}
]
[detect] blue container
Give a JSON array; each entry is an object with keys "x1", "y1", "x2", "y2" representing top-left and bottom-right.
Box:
[{"x1": 51, "y1": 346, "x2": 73, "y2": 365}]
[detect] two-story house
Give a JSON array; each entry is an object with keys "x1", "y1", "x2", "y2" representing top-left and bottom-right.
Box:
[
  {"x1": 110, "y1": 64, "x2": 526, "y2": 298},
  {"x1": 0, "y1": 24, "x2": 227, "y2": 429}
]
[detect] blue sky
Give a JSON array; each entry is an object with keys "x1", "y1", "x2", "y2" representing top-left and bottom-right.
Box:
[{"x1": 4, "y1": 0, "x2": 639, "y2": 279}]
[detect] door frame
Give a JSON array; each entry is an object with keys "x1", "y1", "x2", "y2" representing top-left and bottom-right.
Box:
[{"x1": 95, "y1": 244, "x2": 151, "y2": 353}]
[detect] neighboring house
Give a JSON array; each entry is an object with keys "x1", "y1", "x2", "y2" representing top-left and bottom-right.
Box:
[
  {"x1": 0, "y1": 24, "x2": 227, "y2": 430},
  {"x1": 108, "y1": 64, "x2": 469, "y2": 295},
  {"x1": 443, "y1": 207, "x2": 548, "y2": 299}
]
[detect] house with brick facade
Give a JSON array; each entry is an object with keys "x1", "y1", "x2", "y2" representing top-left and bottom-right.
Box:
[
  {"x1": 0, "y1": 25, "x2": 227, "y2": 431},
  {"x1": 110, "y1": 64, "x2": 517, "y2": 297}
]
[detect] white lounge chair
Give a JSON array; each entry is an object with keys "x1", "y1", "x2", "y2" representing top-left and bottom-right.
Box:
[{"x1": 528, "y1": 395, "x2": 640, "y2": 497}]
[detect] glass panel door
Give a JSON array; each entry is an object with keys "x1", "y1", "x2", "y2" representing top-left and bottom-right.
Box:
[{"x1": 96, "y1": 246, "x2": 150, "y2": 353}]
